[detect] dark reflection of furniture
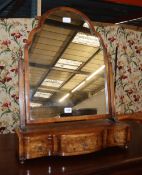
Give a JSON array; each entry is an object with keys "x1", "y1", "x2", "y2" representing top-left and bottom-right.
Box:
[
  {"x1": 73, "y1": 108, "x2": 97, "y2": 116},
  {"x1": 16, "y1": 119, "x2": 131, "y2": 162},
  {"x1": 60, "y1": 108, "x2": 97, "y2": 117}
]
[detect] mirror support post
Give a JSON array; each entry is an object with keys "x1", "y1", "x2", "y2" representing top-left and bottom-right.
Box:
[
  {"x1": 18, "y1": 59, "x2": 26, "y2": 129},
  {"x1": 109, "y1": 60, "x2": 116, "y2": 118}
]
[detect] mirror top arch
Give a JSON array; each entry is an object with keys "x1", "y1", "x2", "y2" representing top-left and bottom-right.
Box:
[
  {"x1": 20, "y1": 6, "x2": 113, "y2": 125},
  {"x1": 26, "y1": 7, "x2": 103, "y2": 46}
]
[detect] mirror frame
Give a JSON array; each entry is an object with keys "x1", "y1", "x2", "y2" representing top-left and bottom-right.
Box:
[{"x1": 18, "y1": 6, "x2": 115, "y2": 127}]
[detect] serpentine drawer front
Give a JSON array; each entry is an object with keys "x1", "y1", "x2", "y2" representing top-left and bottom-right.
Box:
[
  {"x1": 24, "y1": 135, "x2": 53, "y2": 159},
  {"x1": 106, "y1": 125, "x2": 131, "y2": 147},
  {"x1": 59, "y1": 131, "x2": 104, "y2": 156},
  {"x1": 16, "y1": 120, "x2": 131, "y2": 162}
]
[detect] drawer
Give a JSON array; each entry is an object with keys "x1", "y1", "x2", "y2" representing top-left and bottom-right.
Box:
[
  {"x1": 107, "y1": 126, "x2": 130, "y2": 146},
  {"x1": 59, "y1": 132, "x2": 103, "y2": 156},
  {"x1": 24, "y1": 135, "x2": 52, "y2": 159}
]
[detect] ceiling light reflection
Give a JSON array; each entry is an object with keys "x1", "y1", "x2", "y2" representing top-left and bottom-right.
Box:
[
  {"x1": 72, "y1": 32, "x2": 100, "y2": 47},
  {"x1": 71, "y1": 81, "x2": 85, "y2": 93},
  {"x1": 58, "y1": 65, "x2": 105, "y2": 103},
  {"x1": 59, "y1": 93, "x2": 70, "y2": 103},
  {"x1": 86, "y1": 65, "x2": 105, "y2": 81}
]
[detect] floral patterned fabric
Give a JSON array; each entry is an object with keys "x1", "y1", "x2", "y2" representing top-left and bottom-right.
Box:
[
  {"x1": 0, "y1": 19, "x2": 37, "y2": 133},
  {"x1": 95, "y1": 26, "x2": 142, "y2": 114},
  {"x1": 0, "y1": 19, "x2": 142, "y2": 133}
]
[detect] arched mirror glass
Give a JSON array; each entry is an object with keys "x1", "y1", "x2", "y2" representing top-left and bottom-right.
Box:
[{"x1": 24, "y1": 7, "x2": 110, "y2": 123}]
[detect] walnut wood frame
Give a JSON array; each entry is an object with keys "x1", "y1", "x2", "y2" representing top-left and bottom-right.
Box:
[{"x1": 18, "y1": 6, "x2": 115, "y2": 127}]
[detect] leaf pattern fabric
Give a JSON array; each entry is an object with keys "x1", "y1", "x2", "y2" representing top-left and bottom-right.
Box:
[{"x1": 0, "y1": 19, "x2": 37, "y2": 133}]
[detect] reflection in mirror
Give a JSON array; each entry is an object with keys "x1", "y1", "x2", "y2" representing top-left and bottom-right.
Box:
[{"x1": 29, "y1": 9, "x2": 107, "y2": 120}]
